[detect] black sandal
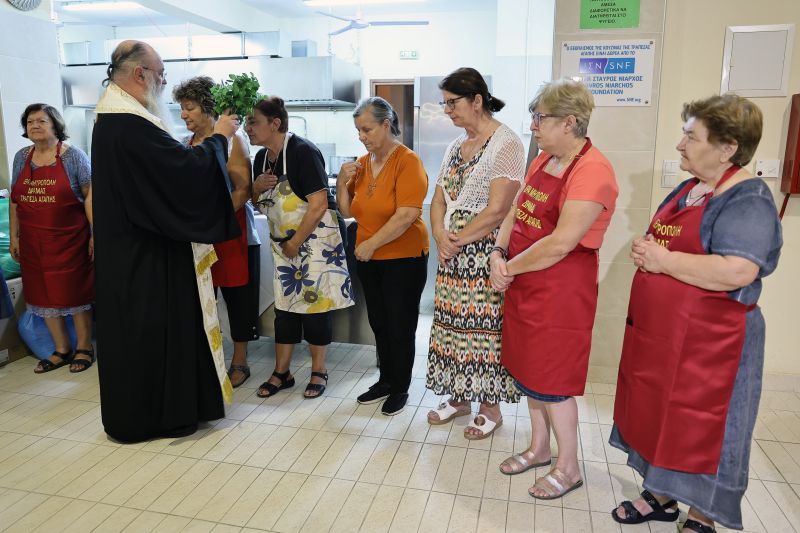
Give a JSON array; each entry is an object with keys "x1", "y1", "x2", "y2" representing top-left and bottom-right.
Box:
[
  {"x1": 227, "y1": 364, "x2": 251, "y2": 388},
  {"x1": 34, "y1": 350, "x2": 73, "y2": 374},
  {"x1": 70, "y1": 348, "x2": 95, "y2": 373},
  {"x1": 683, "y1": 518, "x2": 716, "y2": 533},
  {"x1": 257, "y1": 370, "x2": 295, "y2": 398},
  {"x1": 304, "y1": 371, "x2": 328, "y2": 399},
  {"x1": 612, "y1": 489, "x2": 679, "y2": 524}
]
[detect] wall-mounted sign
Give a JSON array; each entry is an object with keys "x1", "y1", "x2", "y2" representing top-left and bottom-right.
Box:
[
  {"x1": 561, "y1": 39, "x2": 655, "y2": 106},
  {"x1": 580, "y1": 0, "x2": 640, "y2": 29},
  {"x1": 399, "y1": 50, "x2": 419, "y2": 60}
]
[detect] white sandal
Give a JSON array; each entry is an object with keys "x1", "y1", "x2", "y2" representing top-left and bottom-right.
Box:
[
  {"x1": 464, "y1": 414, "x2": 503, "y2": 440},
  {"x1": 428, "y1": 401, "x2": 471, "y2": 425}
]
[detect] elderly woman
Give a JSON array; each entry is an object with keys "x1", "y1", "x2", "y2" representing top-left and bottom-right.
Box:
[
  {"x1": 610, "y1": 95, "x2": 781, "y2": 532},
  {"x1": 425, "y1": 67, "x2": 525, "y2": 439},
  {"x1": 249, "y1": 96, "x2": 353, "y2": 399},
  {"x1": 491, "y1": 79, "x2": 618, "y2": 498},
  {"x1": 10, "y1": 103, "x2": 95, "y2": 374},
  {"x1": 173, "y1": 76, "x2": 260, "y2": 388},
  {"x1": 337, "y1": 96, "x2": 429, "y2": 416}
]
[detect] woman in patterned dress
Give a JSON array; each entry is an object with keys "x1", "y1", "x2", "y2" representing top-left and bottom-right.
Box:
[{"x1": 425, "y1": 68, "x2": 525, "y2": 439}]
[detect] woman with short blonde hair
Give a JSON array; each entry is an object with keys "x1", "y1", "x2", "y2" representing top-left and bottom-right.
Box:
[{"x1": 493, "y1": 78, "x2": 619, "y2": 500}]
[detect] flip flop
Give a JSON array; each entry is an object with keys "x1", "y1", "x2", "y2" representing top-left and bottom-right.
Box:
[
  {"x1": 499, "y1": 449, "x2": 552, "y2": 475},
  {"x1": 464, "y1": 414, "x2": 503, "y2": 440},
  {"x1": 428, "y1": 401, "x2": 471, "y2": 425},
  {"x1": 528, "y1": 467, "x2": 583, "y2": 500}
]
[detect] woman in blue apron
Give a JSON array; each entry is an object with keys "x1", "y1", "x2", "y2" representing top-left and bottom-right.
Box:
[{"x1": 247, "y1": 96, "x2": 353, "y2": 399}]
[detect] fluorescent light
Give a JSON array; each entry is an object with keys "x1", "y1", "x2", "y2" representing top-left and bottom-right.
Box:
[
  {"x1": 62, "y1": 1, "x2": 143, "y2": 12},
  {"x1": 304, "y1": 0, "x2": 426, "y2": 6}
]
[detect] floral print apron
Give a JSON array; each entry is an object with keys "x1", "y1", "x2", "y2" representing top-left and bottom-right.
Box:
[{"x1": 262, "y1": 134, "x2": 354, "y2": 313}]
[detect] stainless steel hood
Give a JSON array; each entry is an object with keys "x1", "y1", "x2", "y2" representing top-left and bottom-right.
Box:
[{"x1": 60, "y1": 49, "x2": 362, "y2": 110}]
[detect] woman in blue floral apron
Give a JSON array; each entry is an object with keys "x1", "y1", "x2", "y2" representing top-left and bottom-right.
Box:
[{"x1": 248, "y1": 97, "x2": 353, "y2": 399}]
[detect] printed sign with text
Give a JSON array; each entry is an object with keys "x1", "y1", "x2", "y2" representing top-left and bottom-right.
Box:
[{"x1": 560, "y1": 40, "x2": 655, "y2": 107}]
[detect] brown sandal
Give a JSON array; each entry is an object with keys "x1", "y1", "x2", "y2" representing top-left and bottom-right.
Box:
[
  {"x1": 528, "y1": 467, "x2": 583, "y2": 500},
  {"x1": 499, "y1": 449, "x2": 552, "y2": 475}
]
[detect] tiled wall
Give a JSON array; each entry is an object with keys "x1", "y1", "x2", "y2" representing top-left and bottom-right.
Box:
[
  {"x1": 0, "y1": 7, "x2": 61, "y2": 188},
  {"x1": 552, "y1": 0, "x2": 667, "y2": 380}
]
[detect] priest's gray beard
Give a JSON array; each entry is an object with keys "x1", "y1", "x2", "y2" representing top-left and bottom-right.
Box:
[{"x1": 143, "y1": 74, "x2": 175, "y2": 137}]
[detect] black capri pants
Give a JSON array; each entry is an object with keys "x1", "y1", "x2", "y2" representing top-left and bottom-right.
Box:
[
  {"x1": 274, "y1": 309, "x2": 333, "y2": 346},
  {"x1": 219, "y1": 244, "x2": 260, "y2": 342}
]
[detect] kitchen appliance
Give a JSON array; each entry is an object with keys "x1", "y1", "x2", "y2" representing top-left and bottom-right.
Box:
[{"x1": 413, "y1": 75, "x2": 492, "y2": 203}]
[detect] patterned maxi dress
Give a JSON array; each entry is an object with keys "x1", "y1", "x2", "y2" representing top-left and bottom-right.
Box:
[{"x1": 426, "y1": 124, "x2": 525, "y2": 403}]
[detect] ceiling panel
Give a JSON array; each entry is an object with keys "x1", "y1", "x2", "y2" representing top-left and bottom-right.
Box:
[{"x1": 53, "y1": 0, "x2": 496, "y2": 28}]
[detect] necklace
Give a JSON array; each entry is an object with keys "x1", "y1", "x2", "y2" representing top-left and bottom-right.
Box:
[
  {"x1": 264, "y1": 150, "x2": 279, "y2": 175},
  {"x1": 685, "y1": 182, "x2": 713, "y2": 207},
  {"x1": 367, "y1": 144, "x2": 400, "y2": 197}
]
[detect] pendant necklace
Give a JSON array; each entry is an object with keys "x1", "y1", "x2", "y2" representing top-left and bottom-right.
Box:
[{"x1": 367, "y1": 144, "x2": 400, "y2": 198}]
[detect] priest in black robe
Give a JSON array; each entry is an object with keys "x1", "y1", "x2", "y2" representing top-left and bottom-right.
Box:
[{"x1": 92, "y1": 40, "x2": 241, "y2": 443}]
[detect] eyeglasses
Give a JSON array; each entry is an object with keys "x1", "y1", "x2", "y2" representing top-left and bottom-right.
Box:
[
  {"x1": 531, "y1": 112, "x2": 567, "y2": 127},
  {"x1": 140, "y1": 65, "x2": 166, "y2": 80},
  {"x1": 439, "y1": 96, "x2": 467, "y2": 110}
]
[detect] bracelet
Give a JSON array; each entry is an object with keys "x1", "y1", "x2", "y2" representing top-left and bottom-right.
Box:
[{"x1": 489, "y1": 246, "x2": 507, "y2": 259}]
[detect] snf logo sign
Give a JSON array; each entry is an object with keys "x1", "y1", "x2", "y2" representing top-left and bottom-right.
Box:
[{"x1": 579, "y1": 57, "x2": 636, "y2": 74}]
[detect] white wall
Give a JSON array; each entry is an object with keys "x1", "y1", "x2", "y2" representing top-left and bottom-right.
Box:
[{"x1": 0, "y1": 2, "x2": 61, "y2": 187}]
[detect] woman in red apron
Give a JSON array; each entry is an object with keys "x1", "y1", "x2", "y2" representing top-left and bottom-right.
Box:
[
  {"x1": 174, "y1": 77, "x2": 260, "y2": 389},
  {"x1": 10, "y1": 104, "x2": 94, "y2": 373},
  {"x1": 490, "y1": 79, "x2": 619, "y2": 500},
  {"x1": 610, "y1": 95, "x2": 781, "y2": 532}
]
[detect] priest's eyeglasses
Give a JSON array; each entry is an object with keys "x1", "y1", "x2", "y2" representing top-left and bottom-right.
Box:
[
  {"x1": 439, "y1": 96, "x2": 467, "y2": 110},
  {"x1": 140, "y1": 65, "x2": 166, "y2": 81}
]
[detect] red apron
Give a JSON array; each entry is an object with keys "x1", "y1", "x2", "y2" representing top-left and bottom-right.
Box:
[
  {"x1": 613, "y1": 165, "x2": 752, "y2": 474},
  {"x1": 187, "y1": 136, "x2": 248, "y2": 288},
  {"x1": 10, "y1": 143, "x2": 93, "y2": 307},
  {"x1": 501, "y1": 139, "x2": 598, "y2": 396}
]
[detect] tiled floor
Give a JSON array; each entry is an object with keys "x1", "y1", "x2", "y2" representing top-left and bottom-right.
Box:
[{"x1": 1, "y1": 319, "x2": 799, "y2": 532}]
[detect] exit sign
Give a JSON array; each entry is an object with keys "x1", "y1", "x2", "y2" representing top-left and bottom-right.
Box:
[{"x1": 399, "y1": 50, "x2": 419, "y2": 60}]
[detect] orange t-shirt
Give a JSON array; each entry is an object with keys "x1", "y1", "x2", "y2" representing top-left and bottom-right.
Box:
[
  {"x1": 529, "y1": 145, "x2": 618, "y2": 249},
  {"x1": 346, "y1": 144, "x2": 430, "y2": 260}
]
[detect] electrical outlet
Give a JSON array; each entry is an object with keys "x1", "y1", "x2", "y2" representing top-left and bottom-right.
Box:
[{"x1": 754, "y1": 159, "x2": 780, "y2": 178}]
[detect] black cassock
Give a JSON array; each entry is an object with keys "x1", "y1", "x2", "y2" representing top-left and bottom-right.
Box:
[{"x1": 92, "y1": 114, "x2": 239, "y2": 443}]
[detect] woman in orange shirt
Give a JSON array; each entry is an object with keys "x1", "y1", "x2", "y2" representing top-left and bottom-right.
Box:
[{"x1": 337, "y1": 96, "x2": 429, "y2": 416}]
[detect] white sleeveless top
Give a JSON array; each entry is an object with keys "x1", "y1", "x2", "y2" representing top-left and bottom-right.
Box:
[{"x1": 436, "y1": 123, "x2": 525, "y2": 230}]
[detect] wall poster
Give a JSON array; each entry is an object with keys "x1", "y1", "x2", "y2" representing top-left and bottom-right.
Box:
[
  {"x1": 560, "y1": 39, "x2": 655, "y2": 107},
  {"x1": 580, "y1": 0, "x2": 640, "y2": 29}
]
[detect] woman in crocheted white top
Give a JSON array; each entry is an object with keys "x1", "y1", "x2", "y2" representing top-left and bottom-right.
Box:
[{"x1": 425, "y1": 67, "x2": 525, "y2": 440}]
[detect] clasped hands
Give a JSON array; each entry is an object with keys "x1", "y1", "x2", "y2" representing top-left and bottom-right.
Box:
[
  {"x1": 435, "y1": 230, "x2": 463, "y2": 266},
  {"x1": 630, "y1": 234, "x2": 669, "y2": 273},
  {"x1": 489, "y1": 253, "x2": 514, "y2": 292}
]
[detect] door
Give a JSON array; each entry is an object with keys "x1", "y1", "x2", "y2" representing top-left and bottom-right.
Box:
[{"x1": 371, "y1": 79, "x2": 415, "y2": 149}]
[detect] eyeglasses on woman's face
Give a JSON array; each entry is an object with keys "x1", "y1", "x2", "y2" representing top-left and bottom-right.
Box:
[
  {"x1": 531, "y1": 111, "x2": 567, "y2": 128},
  {"x1": 439, "y1": 95, "x2": 467, "y2": 110}
]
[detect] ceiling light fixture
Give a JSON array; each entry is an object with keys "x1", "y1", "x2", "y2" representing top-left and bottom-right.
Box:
[
  {"x1": 61, "y1": 1, "x2": 143, "y2": 12},
  {"x1": 304, "y1": 0, "x2": 426, "y2": 7}
]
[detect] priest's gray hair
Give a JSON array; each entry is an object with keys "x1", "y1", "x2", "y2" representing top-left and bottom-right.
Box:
[
  {"x1": 103, "y1": 41, "x2": 150, "y2": 87},
  {"x1": 353, "y1": 97, "x2": 401, "y2": 136}
]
